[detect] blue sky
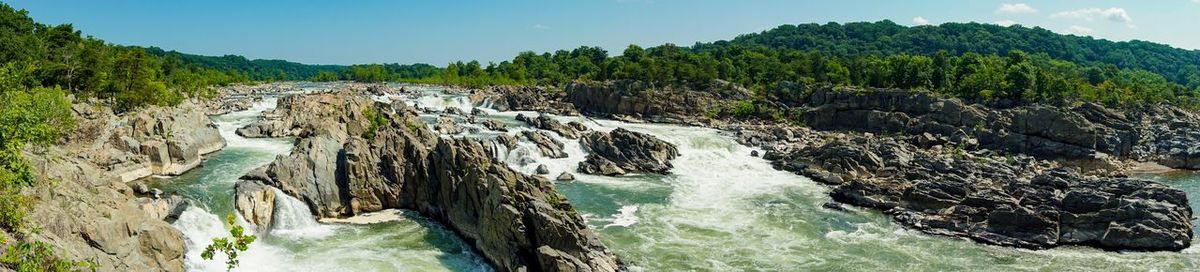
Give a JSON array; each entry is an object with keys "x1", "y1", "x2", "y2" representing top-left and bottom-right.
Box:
[{"x1": 8, "y1": 0, "x2": 1200, "y2": 65}]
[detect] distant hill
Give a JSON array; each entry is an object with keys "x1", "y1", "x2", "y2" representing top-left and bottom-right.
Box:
[
  {"x1": 142, "y1": 47, "x2": 348, "y2": 81},
  {"x1": 706, "y1": 21, "x2": 1200, "y2": 87}
]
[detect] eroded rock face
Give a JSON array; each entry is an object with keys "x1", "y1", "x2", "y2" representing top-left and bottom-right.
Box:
[
  {"x1": 234, "y1": 180, "x2": 277, "y2": 229},
  {"x1": 766, "y1": 135, "x2": 1193, "y2": 251},
  {"x1": 245, "y1": 92, "x2": 621, "y2": 271},
  {"x1": 577, "y1": 128, "x2": 678, "y2": 175}
]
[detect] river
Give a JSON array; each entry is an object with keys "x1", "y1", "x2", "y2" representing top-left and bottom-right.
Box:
[{"x1": 153, "y1": 84, "x2": 1200, "y2": 271}]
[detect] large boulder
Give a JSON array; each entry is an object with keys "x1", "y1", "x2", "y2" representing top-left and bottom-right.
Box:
[
  {"x1": 577, "y1": 128, "x2": 678, "y2": 175},
  {"x1": 234, "y1": 180, "x2": 278, "y2": 229}
]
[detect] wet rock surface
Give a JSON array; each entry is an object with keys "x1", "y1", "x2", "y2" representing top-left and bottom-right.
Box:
[{"x1": 577, "y1": 128, "x2": 679, "y2": 175}]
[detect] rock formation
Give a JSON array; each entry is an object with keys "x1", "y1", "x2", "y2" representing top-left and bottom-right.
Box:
[
  {"x1": 577, "y1": 128, "x2": 679, "y2": 176},
  {"x1": 759, "y1": 131, "x2": 1193, "y2": 251},
  {"x1": 516, "y1": 113, "x2": 584, "y2": 139},
  {"x1": 14, "y1": 99, "x2": 226, "y2": 271},
  {"x1": 241, "y1": 92, "x2": 622, "y2": 271},
  {"x1": 523, "y1": 130, "x2": 569, "y2": 159}
]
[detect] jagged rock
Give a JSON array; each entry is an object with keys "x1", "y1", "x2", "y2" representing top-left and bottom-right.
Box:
[
  {"x1": 766, "y1": 135, "x2": 1193, "y2": 251},
  {"x1": 235, "y1": 180, "x2": 277, "y2": 229},
  {"x1": 128, "y1": 101, "x2": 225, "y2": 175},
  {"x1": 472, "y1": 107, "x2": 487, "y2": 116},
  {"x1": 496, "y1": 134, "x2": 519, "y2": 150},
  {"x1": 556, "y1": 172, "x2": 576, "y2": 181},
  {"x1": 522, "y1": 131, "x2": 568, "y2": 159},
  {"x1": 517, "y1": 113, "x2": 581, "y2": 139},
  {"x1": 482, "y1": 119, "x2": 508, "y2": 132},
  {"x1": 137, "y1": 194, "x2": 190, "y2": 223},
  {"x1": 577, "y1": 128, "x2": 678, "y2": 175},
  {"x1": 444, "y1": 107, "x2": 465, "y2": 115},
  {"x1": 536, "y1": 164, "x2": 550, "y2": 175},
  {"x1": 435, "y1": 116, "x2": 463, "y2": 134},
  {"x1": 246, "y1": 92, "x2": 621, "y2": 271}
]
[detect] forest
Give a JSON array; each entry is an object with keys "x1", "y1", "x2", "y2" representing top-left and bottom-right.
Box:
[{"x1": 396, "y1": 21, "x2": 1200, "y2": 108}]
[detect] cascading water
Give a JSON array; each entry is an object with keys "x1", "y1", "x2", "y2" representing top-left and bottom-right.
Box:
[{"x1": 158, "y1": 84, "x2": 1200, "y2": 271}]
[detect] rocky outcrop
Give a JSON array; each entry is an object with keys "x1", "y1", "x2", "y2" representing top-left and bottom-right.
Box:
[
  {"x1": 481, "y1": 119, "x2": 508, "y2": 132},
  {"x1": 523, "y1": 131, "x2": 568, "y2": 159},
  {"x1": 246, "y1": 92, "x2": 621, "y2": 271},
  {"x1": 236, "y1": 92, "x2": 378, "y2": 139},
  {"x1": 234, "y1": 180, "x2": 277, "y2": 229},
  {"x1": 128, "y1": 101, "x2": 226, "y2": 175},
  {"x1": 470, "y1": 86, "x2": 579, "y2": 115},
  {"x1": 792, "y1": 87, "x2": 1200, "y2": 172},
  {"x1": 564, "y1": 80, "x2": 750, "y2": 125},
  {"x1": 577, "y1": 128, "x2": 678, "y2": 175},
  {"x1": 7, "y1": 97, "x2": 234, "y2": 271},
  {"x1": 762, "y1": 132, "x2": 1193, "y2": 251},
  {"x1": 516, "y1": 113, "x2": 583, "y2": 139},
  {"x1": 435, "y1": 116, "x2": 464, "y2": 134}
]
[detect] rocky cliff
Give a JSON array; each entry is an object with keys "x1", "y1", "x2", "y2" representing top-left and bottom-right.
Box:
[
  {"x1": 237, "y1": 92, "x2": 622, "y2": 272},
  {"x1": 11, "y1": 98, "x2": 226, "y2": 271}
]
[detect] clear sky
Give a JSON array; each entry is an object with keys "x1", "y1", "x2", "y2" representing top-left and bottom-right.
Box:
[{"x1": 7, "y1": 0, "x2": 1199, "y2": 65}]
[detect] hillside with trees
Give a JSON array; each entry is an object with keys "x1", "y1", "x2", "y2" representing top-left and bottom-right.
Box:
[{"x1": 400, "y1": 21, "x2": 1200, "y2": 109}]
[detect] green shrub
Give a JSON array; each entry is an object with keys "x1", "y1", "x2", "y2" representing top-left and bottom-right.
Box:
[
  {"x1": 728, "y1": 100, "x2": 756, "y2": 118},
  {"x1": 202, "y1": 214, "x2": 257, "y2": 272}
]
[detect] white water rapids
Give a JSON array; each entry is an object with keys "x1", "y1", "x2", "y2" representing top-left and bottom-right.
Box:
[{"x1": 154, "y1": 84, "x2": 1200, "y2": 271}]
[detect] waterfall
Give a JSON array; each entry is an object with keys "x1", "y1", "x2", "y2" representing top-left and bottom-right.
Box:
[{"x1": 267, "y1": 188, "x2": 337, "y2": 239}]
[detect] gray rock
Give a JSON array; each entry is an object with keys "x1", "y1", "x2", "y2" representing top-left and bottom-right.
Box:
[
  {"x1": 536, "y1": 164, "x2": 550, "y2": 175},
  {"x1": 556, "y1": 172, "x2": 576, "y2": 181},
  {"x1": 577, "y1": 128, "x2": 678, "y2": 175},
  {"x1": 522, "y1": 131, "x2": 568, "y2": 159},
  {"x1": 481, "y1": 119, "x2": 508, "y2": 132},
  {"x1": 517, "y1": 113, "x2": 582, "y2": 139}
]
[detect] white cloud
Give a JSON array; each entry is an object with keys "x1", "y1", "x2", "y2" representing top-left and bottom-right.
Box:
[
  {"x1": 994, "y1": 20, "x2": 1018, "y2": 27},
  {"x1": 912, "y1": 16, "x2": 931, "y2": 26},
  {"x1": 1051, "y1": 7, "x2": 1132, "y2": 23},
  {"x1": 1064, "y1": 25, "x2": 1095, "y2": 35},
  {"x1": 532, "y1": 24, "x2": 550, "y2": 30},
  {"x1": 997, "y1": 3, "x2": 1037, "y2": 14}
]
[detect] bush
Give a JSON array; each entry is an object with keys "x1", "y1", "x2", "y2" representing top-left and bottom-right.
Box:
[{"x1": 728, "y1": 100, "x2": 757, "y2": 118}]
